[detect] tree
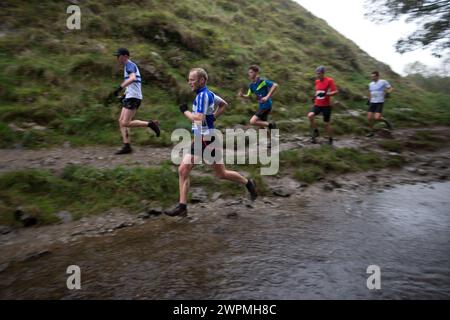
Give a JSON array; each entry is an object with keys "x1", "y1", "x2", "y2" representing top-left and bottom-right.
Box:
[
  {"x1": 364, "y1": 0, "x2": 450, "y2": 58},
  {"x1": 403, "y1": 60, "x2": 450, "y2": 94}
]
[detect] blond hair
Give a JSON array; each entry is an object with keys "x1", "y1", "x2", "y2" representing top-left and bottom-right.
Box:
[{"x1": 190, "y1": 68, "x2": 208, "y2": 82}]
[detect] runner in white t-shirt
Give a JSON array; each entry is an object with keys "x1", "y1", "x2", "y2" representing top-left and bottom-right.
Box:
[{"x1": 367, "y1": 71, "x2": 394, "y2": 137}]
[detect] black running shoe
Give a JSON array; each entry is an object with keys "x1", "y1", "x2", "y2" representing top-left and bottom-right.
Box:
[
  {"x1": 328, "y1": 137, "x2": 334, "y2": 145},
  {"x1": 165, "y1": 204, "x2": 187, "y2": 217},
  {"x1": 268, "y1": 121, "x2": 277, "y2": 130},
  {"x1": 382, "y1": 119, "x2": 393, "y2": 130},
  {"x1": 115, "y1": 145, "x2": 132, "y2": 155},
  {"x1": 311, "y1": 129, "x2": 319, "y2": 144},
  {"x1": 366, "y1": 132, "x2": 375, "y2": 138},
  {"x1": 246, "y1": 179, "x2": 258, "y2": 201},
  {"x1": 148, "y1": 120, "x2": 161, "y2": 137}
]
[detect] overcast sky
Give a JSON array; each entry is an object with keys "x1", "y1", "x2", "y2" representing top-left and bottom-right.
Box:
[{"x1": 295, "y1": 0, "x2": 442, "y2": 75}]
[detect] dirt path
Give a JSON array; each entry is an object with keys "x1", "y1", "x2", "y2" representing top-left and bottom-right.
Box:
[{"x1": 1, "y1": 126, "x2": 448, "y2": 173}]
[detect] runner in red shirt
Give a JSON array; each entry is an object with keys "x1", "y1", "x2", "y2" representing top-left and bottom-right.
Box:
[{"x1": 307, "y1": 66, "x2": 339, "y2": 145}]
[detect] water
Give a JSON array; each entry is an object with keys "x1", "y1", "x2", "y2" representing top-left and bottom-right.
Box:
[{"x1": 1, "y1": 182, "x2": 449, "y2": 299}]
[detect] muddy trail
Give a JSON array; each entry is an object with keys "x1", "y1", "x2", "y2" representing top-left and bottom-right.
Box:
[
  {"x1": 0, "y1": 126, "x2": 449, "y2": 299},
  {"x1": 0, "y1": 126, "x2": 448, "y2": 173}
]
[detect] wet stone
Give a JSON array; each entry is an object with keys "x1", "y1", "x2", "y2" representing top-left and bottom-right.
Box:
[
  {"x1": 190, "y1": 188, "x2": 208, "y2": 203},
  {"x1": 226, "y1": 212, "x2": 238, "y2": 219},
  {"x1": 270, "y1": 186, "x2": 292, "y2": 198},
  {"x1": 56, "y1": 211, "x2": 73, "y2": 224}
]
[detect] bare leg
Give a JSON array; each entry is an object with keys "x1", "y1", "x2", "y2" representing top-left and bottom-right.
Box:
[
  {"x1": 178, "y1": 154, "x2": 195, "y2": 204},
  {"x1": 250, "y1": 115, "x2": 269, "y2": 128},
  {"x1": 367, "y1": 112, "x2": 374, "y2": 130},
  {"x1": 212, "y1": 163, "x2": 248, "y2": 185},
  {"x1": 308, "y1": 112, "x2": 317, "y2": 129},
  {"x1": 118, "y1": 108, "x2": 136, "y2": 144},
  {"x1": 375, "y1": 113, "x2": 383, "y2": 122}
]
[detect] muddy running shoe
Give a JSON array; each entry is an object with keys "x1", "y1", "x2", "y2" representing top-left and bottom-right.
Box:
[
  {"x1": 165, "y1": 204, "x2": 187, "y2": 217},
  {"x1": 115, "y1": 144, "x2": 132, "y2": 155},
  {"x1": 246, "y1": 179, "x2": 258, "y2": 201},
  {"x1": 382, "y1": 119, "x2": 393, "y2": 130},
  {"x1": 311, "y1": 128, "x2": 319, "y2": 144},
  {"x1": 148, "y1": 120, "x2": 161, "y2": 137}
]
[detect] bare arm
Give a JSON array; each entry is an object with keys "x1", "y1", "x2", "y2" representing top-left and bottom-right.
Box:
[
  {"x1": 120, "y1": 73, "x2": 137, "y2": 89},
  {"x1": 183, "y1": 111, "x2": 205, "y2": 122},
  {"x1": 327, "y1": 89, "x2": 338, "y2": 97},
  {"x1": 260, "y1": 83, "x2": 278, "y2": 103},
  {"x1": 238, "y1": 88, "x2": 252, "y2": 99},
  {"x1": 214, "y1": 100, "x2": 228, "y2": 119}
]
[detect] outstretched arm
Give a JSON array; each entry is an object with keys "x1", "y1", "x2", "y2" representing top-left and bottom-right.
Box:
[{"x1": 238, "y1": 88, "x2": 252, "y2": 99}]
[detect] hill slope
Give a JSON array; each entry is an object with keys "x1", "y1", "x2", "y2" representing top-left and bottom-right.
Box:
[{"x1": 0, "y1": 0, "x2": 449, "y2": 148}]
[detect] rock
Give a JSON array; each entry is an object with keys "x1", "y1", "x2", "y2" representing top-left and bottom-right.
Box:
[
  {"x1": 56, "y1": 211, "x2": 73, "y2": 224},
  {"x1": 43, "y1": 158, "x2": 56, "y2": 165},
  {"x1": 323, "y1": 184, "x2": 334, "y2": 192},
  {"x1": 405, "y1": 167, "x2": 418, "y2": 174},
  {"x1": 22, "y1": 122, "x2": 37, "y2": 128},
  {"x1": 14, "y1": 208, "x2": 38, "y2": 227},
  {"x1": 211, "y1": 192, "x2": 222, "y2": 201},
  {"x1": 348, "y1": 110, "x2": 361, "y2": 117},
  {"x1": 8, "y1": 123, "x2": 25, "y2": 133},
  {"x1": 138, "y1": 212, "x2": 150, "y2": 219},
  {"x1": 63, "y1": 141, "x2": 71, "y2": 148},
  {"x1": 114, "y1": 222, "x2": 128, "y2": 230},
  {"x1": 146, "y1": 207, "x2": 163, "y2": 216},
  {"x1": 226, "y1": 199, "x2": 242, "y2": 206},
  {"x1": 270, "y1": 186, "x2": 292, "y2": 197},
  {"x1": 226, "y1": 212, "x2": 238, "y2": 219},
  {"x1": 388, "y1": 152, "x2": 400, "y2": 156},
  {"x1": 0, "y1": 226, "x2": 12, "y2": 235},
  {"x1": 23, "y1": 250, "x2": 51, "y2": 262},
  {"x1": 417, "y1": 169, "x2": 428, "y2": 176},
  {"x1": 377, "y1": 128, "x2": 393, "y2": 138},
  {"x1": 212, "y1": 226, "x2": 226, "y2": 235},
  {"x1": 329, "y1": 180, "x2": 343, "y2": 188},
  {"x1": 32, "y1": 125, "x2": 47, "y2": 131},
  {"x1": 0, "y1": 262, "x2": 10, "y2": 273},
  {"x1": 190, "y1": 188, "x2": 208, "y2": 203}
]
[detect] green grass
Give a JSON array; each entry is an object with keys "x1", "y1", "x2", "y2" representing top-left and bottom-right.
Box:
[
  {"x1": 0, "y1": 163, "x2": 265, "y2": 226},
  {"x1": 404, "y1": 131, "x2": 447, "y2": 151},
  {"x1": 280, "y1": 146, "x2": 405, "y2": 183},
  {"x1": 0, "y1": 165, "x2": 179, "y2": 225}
]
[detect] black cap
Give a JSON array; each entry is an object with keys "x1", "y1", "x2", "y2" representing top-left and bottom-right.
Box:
[{"x1": 113, "y1": 48, "x2": 130, "y2": 57}]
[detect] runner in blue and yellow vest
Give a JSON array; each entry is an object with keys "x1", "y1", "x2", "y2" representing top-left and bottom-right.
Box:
[{"x1": 239, "y1": 65, "x2": 279, "y2": 136}]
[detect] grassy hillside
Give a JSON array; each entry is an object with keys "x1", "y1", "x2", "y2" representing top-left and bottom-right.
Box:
[{"x1": 1, "y1": 0, "x2": 449, "y2": 148}]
